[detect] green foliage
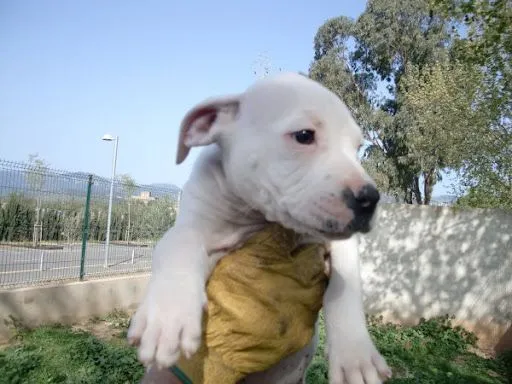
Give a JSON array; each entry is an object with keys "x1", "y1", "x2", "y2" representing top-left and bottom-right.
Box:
[
  {"x1": 0, "y1": 194, "x2": 34, "y2": 242},
  {"x1": 0, "y1": 325, "x2": 144, "y2": 384},
  {"x1": 431, "y1": 0, "x2": 511, "y2": 78},
  {"x1": 118, "y1": 174, "x2": 137, "y2": 196},
  {"x1": 0, "y1": 192, "x2": 177, "y2": 244},
  {"x1": 398, "y1": 61, "x2": 485, "y2": 171},
  {"x1": 310, "y1": 0, "x2": 511, "y2": 209},
  {"x1": 455, "y1": 184, "x2": 512, "y2": 210},
  {"x1": 306, "y1": 314, "x2": 510, "y2": 383},
  {"x1": 25, "y1": 154, "x2": 49, "y2": 201},
  {"x1": 429, "y1": 0, "x2": 512, "y2": 210},
  {"x1": 118, "y1": 174, "x2": 139, "y2": 242},
  {"x1": 310, "y1": 0, "x2": 454, "y2": 204},
  {"x1": 396, "y1": 59, "x2": 494, "y2": 204}
]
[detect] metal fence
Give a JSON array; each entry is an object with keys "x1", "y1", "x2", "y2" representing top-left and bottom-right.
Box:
[{"x1": 0, "y1": 159, "x2": 180, "y2": 288}]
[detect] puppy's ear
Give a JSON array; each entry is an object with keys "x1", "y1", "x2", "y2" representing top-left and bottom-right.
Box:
[{"x1": 176, "y1": 94, "x2": 241, "y2": 164}]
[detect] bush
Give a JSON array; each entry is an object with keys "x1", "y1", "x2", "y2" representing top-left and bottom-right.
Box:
[{"x1": 0, "y1": 193, "x2": 177, "y2": 244}]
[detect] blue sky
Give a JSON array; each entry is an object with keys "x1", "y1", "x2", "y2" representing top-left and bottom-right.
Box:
[{"x1": 1, "y1": 0, "x2": 452, "y2": 195}]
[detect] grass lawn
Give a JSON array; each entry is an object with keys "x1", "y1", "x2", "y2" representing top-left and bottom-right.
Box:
[{"x1": 0, "y1": 311, "x2": 510, "y2": 384}]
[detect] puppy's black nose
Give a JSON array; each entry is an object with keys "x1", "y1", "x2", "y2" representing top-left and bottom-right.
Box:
[
  {"x1": 355, "y1": 184, "x2": 380, "y2": 213},
  {"x1": 342, "y1": 184, "x2": 380, "y2": 215},
  {"x1": 342, "y1": 184, "x2": 380, "y2": 233}
]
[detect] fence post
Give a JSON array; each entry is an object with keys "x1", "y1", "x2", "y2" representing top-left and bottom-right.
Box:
[
  {"x1": 79, "y1": 175, "x2": 93, "y2": 281},
  {"x1": 39, "y1": 251, "x2": 44, "y2": 271}
]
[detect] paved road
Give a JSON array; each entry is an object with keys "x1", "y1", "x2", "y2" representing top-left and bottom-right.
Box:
[{"x1": 0, "y1": 242, "x2": 153, "y2": 288}]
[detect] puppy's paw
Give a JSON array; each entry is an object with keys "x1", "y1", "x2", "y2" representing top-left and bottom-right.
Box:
[
  {"x1": 327, "y1": 332, "x2": 391, "y2": 384},
  {"x1": 127, "y1": 281, "x2": 206, "y2": 369}
]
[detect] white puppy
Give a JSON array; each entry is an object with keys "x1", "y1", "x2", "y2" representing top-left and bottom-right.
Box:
[{"x1": 128, "y1": 73, "x2": 392, "y2": 384}]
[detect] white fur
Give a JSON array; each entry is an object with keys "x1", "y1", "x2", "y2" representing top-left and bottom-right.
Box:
[{"x1": 128, "y1": 73, "x2": 392, "y2": 384}]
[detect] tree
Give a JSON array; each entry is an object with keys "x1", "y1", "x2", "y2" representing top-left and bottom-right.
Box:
[
  {"x1": 430, "y1": 0, "x2": 512, "y2": 209},
  {"x1": 310, "y1": 0, "x2": 463, "y2": 204},
  {"x1": 26, "y1": 154, "x2": 49, "y2": 246},
  {"x1": 252, "y1": 52, "x2": 282, "y2": 79},
  {"x1": 61, "y1": 210, "x2": 83, "y2": 244},
  {"x1": 119, "y1": 174, "x2": 137, "y2": 243},
  {"x1": 0, "y1": 193, "x2": 34, "y2": 242},
  {"x1": 397, "y1": 60, "x2": 489, "y2": 204},
  {"x1": 431, "y1": 0, "x2": 511, "y2": 82}
]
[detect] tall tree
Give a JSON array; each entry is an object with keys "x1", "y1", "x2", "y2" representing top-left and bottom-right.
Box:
[
  {"x1": 252, "y1": 52, "x2": 282, "y2": 79},
  {"x1": 119, "y1": 174, "x2": 137, "y2": 243},
  {"x1": 26, "y1": 154, "x2": 49, "y2": 246},
  {"x1": 310, "y1": 0, "x2": 461, "y2": 204},
  {"x1": 397, "y1": 61, "x2": 489, "y2": 204},
  {"x1": 431, "y1": 0, "x2": 512, "y2": 209}
]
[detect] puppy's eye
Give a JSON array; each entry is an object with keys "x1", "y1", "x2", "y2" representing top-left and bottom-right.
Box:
[{"x1": 292, "y1": 130, "x2": 316, "y2": 145}]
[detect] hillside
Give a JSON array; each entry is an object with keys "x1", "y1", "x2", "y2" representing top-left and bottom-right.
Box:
[{"x1": 0, "y1": 166, "x2": 181, "y2": 202}]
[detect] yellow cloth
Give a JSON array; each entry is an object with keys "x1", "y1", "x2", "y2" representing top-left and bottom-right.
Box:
[{"x1": 174, "y1": 223, "x2": 329, "y2": 384}]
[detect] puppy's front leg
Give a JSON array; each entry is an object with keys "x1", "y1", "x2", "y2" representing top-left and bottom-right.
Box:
[
  {"x1": 324, "y1": 237, "x2": 391, "y2": 384},
  {"x1": 128, "y1": 226, "x2": 210, "y2": 369}
]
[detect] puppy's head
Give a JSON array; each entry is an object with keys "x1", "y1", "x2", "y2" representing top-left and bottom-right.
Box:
[{"x1": 177, "y1": 72, "x2": 379, "y2": 240}]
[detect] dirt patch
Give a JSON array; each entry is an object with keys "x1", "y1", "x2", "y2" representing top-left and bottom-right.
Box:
[
  {"x1": 72, "y1": 309, "x2": 133, "y2": 341},
  {"x1": 72, "y1": 320, "x2": 120, "y2": 341}
]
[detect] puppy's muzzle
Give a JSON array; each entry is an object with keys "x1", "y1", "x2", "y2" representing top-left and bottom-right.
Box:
[{"x1": 342, "y1": 184, "x2": 380, "y2": 233}]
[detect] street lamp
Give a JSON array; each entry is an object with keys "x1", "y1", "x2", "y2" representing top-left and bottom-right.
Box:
[{"x1": 102, "y1": 134, "x2": 119, "y2": 268}]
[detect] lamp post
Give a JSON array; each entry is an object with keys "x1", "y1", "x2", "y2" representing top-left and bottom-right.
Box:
[{"x1": 102, "y1": 134, "x2": 119, "y2": 268}]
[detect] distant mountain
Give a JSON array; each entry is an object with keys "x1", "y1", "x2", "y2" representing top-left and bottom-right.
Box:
[
  {"x1": 63, "y1": 171, "x2": 110, "y2": 183},
  {"x1": 431, "y1": 194, "x2": 457, "y2": 206},
  {"x1": 0, "y1": 165, "x2": 181, "y2": 202},
  {"x1": 149, "y1": 183, "x2": 182, "y2": 193}
]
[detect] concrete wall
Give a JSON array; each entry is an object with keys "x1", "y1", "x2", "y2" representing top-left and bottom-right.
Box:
[
  {"x1": 0, "y1": 274, "x2": 149, "y2": 344},
  {"x1": 359, "y1": 204, "x2": 512, "y2": 350},
  {"x1": 1, "y1": 205, "x2": 510, "y2": 352}
]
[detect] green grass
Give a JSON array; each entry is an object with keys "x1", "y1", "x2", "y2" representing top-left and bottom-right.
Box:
[
  {"x1": 0, "y1": 314, "x2": 144, "y2": 384},
  {"x1": 0, "y1": 313, "x2": 510, "y2": 384},
  {"x1": 308, "y1": 314, "x2": 512, "y2": 384}
]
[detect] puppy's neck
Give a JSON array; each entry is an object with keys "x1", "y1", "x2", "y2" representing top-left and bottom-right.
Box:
[{"x1": 176, "y1": 145, "x2": 267, "y2": 252}]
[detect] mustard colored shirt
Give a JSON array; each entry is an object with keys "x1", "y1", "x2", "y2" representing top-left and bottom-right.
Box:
[{"x1": 174, "y1": 223, "x2": 329, "y2": 384}]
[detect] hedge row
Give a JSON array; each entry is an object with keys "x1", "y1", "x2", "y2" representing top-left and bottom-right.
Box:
[{"x1": 0, "y1": 193, "x2": 177, "y2": 243}]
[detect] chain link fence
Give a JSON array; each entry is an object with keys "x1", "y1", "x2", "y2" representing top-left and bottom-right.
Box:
[{"x1": 0, "y1": 159, "x2": 180, "y2": 288}]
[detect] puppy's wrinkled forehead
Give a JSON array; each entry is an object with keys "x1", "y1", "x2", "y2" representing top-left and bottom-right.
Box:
[{"x1": 239, "y1": 73, "x2": 354, "y2": 132}]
